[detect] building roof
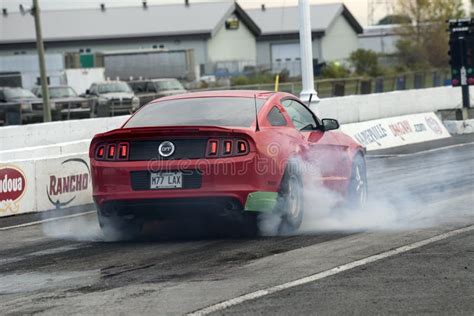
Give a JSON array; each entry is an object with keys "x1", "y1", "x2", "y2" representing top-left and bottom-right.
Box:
[
  {"x1": 359, "y1": 24, "x2": 401, "y2": 38},
  {"x1": 0, "y1": 2, "x2": 260, "y2": 45},
  {"x1": 247, "y1": 3, "x2": 363, "y2": 39}
]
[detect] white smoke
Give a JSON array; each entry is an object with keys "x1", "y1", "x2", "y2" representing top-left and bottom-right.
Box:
[
  {"x1": 41, "y1": 212, "x2": 103, "y2": 241},
  {"x1": 258, "y1": 147, "x2": 473, "y2": 236}
]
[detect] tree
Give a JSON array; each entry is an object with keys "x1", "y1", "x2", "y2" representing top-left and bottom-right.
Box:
[
  {"x1": 349, "y1": 49, "x2": 382, "y2": 76},
  {"x1": 395, "y1": 0, "x2": 465, "y2": 69},
  {"x1": 321, "y1": 62, "x2": 350, "y2": 78},
  {"x1": 377, "y1": 14, "x2": 411, "y2": 25}
]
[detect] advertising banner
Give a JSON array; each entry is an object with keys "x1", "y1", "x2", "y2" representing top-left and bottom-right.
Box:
[
  {"x1": 35, "y1": 154, "x2": 93, "y2": 212},
  {"x1": 340, "y1": 112, "x2": 451, "y2": 151},
  {"x1": 0, "y1": 161, "x2": 36, "y2": 217}
]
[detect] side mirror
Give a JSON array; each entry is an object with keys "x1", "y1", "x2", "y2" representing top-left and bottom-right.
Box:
[
  {"x1": 322, "y1": 118, "x2": 339, "y2": 131},
  {"x1": 85, "y1": 89, "x2": 91, "y2": 95}
]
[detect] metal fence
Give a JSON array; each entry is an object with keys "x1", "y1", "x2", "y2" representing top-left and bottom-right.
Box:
[{"x1": 193, "y1": 69, "x2": 452, "y2": 98}]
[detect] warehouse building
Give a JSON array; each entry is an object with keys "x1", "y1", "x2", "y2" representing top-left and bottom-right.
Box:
[
  {"x1": 247, "y1": 3, "x2": 363, "y2": 76},
  {"x1": 0, "y1": 1, "x2": 364, "y2": 78},
  {"x1": 0, "y1": 1, "x2": 260, "y2": 75},
  {"x1": 358, "y1": 24, "x2": 400, "y2": 55}
]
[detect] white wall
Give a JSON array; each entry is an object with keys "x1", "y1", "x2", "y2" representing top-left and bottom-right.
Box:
[
  {"x1": 256, "y1": 38, "x2": 323, "y2": 67},
  {"x1": 314, "y1": 86, "x2": 472, "y2": 124},
  {"x1": 1, "y1": 86, "x2": 471, "y2": 155},
  {"x1": 207, "y1": 14, "x2": 256, "y2": 63},
  {"x1": 0, "y1": 115, "x2": 128, "y2": 152},
  {"x1": 0, "y1": 39, "x2": 209, "y2": 66},
  {"x1": 359, "y1": 34, "x2": 398, "y2": 55},
  {"x1": 321, "y1": 15, "x2": 359, "y2": 62}
]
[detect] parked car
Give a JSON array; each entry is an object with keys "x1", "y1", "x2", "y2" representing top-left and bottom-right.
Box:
[
  {"x1": 32, "y1": 85, "x2": 91, "y2": 120},
  {"x1": 128, "y1": 78, "x2": 187, "y2": 106},
  {"x1": 0, "y1": 86, "x2": 47, "y2": 123},
  {"x1": 84, "y1": 81, "x2": 139, "y2": 117}
]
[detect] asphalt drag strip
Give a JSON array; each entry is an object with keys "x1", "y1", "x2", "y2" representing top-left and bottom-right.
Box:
[{"x1": 0, "y1": 134, "x2": 472, "y2": 315}]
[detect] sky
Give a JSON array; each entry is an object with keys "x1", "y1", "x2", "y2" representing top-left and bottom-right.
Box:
[{"x1": 0, "y1": 0, "x2": 471, "y2": 26}]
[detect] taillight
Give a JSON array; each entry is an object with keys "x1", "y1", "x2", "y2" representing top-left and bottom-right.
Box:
[
  {"x1": 96, "y1": 145, "x2": 105, "y2": 159},
  {"x1": 118, "y1": 142, "x2": 129, "y2": 160},
  {"x1": 223, "y1": 141, "x2": 232, "y2": 155},
  {"x1": 207, "y1": 140, "x2": 219, "y2": 156},
  {"x1": 206, "y1": 139, "x2": 249, "y2": 158},
  {"x1": 95, "y1": 142, "x2": 130, "y2": 161},
  {"x1": 237, "y1": 141, "x2": 247, "y2": 154},
  {"x1": 107, "y1": 144, "x2": 116, "y2": 159}
]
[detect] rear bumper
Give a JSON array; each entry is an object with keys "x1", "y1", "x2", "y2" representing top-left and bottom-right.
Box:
[{"x1": 91, "y1": 153, "x2": 282, "y2": 213}]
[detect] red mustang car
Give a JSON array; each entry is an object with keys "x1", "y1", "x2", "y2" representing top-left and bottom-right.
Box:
[{"x1": 89, "y1": 90, "x2": 367, "y2": 239}]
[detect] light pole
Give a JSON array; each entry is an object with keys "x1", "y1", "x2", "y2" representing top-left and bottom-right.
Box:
[
  {"x1": 298, "y1": 0, "x2": 319, "y2": 104},
  {"x1": 32, "y1": 0, "x2": 52, "y2": 122}
]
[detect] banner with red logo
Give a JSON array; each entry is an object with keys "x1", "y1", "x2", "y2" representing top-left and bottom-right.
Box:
[
  {"x1": 35, "y1": 154, "x2": 92, "y2": 212},
  {"x1": 340, "y1": 112, "x2": 451, "y2": 151},
  {"x1": 0, "y1": 162, "x2": 36, "y2": 216}
]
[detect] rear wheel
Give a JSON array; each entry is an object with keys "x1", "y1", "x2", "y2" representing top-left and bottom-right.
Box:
[
  {"x1": 347, "y1": 154, "x2": 368, "y2": 208},
  {"x1": 276, "y1": 164, "x2": 304, "y2": 233},
  {"x1": 241, "y1": 213, "x2": 259, "y2": 237},
  {"x1": 97, "y1": 209, "x2": 143, "y2": 241}
]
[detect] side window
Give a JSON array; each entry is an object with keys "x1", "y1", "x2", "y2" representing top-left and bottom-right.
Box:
[
  {"x1": 0, "y1": 91, "x2": 5, "y2": 102},
  {"x1": 145, "y1": 82, "x2": 156, "y2": 93},
  {"x1": 281, "y1": 99, "x2": 317, "y2": 131},
  {"x1": 267, "y1": 106, "x2": 287, "y2": 126}
]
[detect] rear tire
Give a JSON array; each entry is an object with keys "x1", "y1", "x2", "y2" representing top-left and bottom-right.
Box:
[
  {"x1": 347, "y1": 154, "x2": 368, "y2": 208},
  {"x1": 97, "y1": 209, "x2": 143, "y2": 241},
  {"x1": 241, "y1": 213, "x2": 259, "y2": 237},
  {"x1": 275, "y1": 163, "x2": 304, "y2": 233}
]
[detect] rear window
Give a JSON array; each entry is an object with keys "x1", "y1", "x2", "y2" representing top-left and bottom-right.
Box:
[{"x1": 124, "y1": 97, "x2": 265, "y2": 128}]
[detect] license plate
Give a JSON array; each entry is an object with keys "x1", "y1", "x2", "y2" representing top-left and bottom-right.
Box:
[{"x1": 150, "y1": 172, "x2": 183, "y2": 189}]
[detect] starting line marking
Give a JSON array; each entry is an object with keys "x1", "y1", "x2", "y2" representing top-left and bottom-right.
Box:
[
  {"x1": 0, "y1": 211, "x2": 95, "y2": 231},
  {"x1": 188, "y1": 224, "x2": 474, "y2": 315}
]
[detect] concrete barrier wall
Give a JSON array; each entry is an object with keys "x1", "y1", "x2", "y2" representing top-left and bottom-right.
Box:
[
  {"x1": 314, "y1": 86, "x2": 474, "y2": 124},
  {"x1": 443, "y1": 119, "x2": 474, "y2": 135},
  {"x1": 340, "y1": 112, "x2": 451, "y2": 151},
  {"x1": 0, "y1": 140, "x2": 91, "y2": 162},
  {"x1": 2, "y1": 85, "x2": 472, "y2": 162},
  {"x1": 1, "y1": 153, "x2": 92, "y2": 217},
  {"x1": 0, "y1": 115, "x2": 129, "y2": 152},
  {"x1": 1, "y1": 86, "x2": 472, "y2": 154}
]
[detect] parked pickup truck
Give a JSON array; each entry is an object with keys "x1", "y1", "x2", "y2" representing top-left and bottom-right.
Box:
[
  {"x1": 83, "y1": 81, "x2": 140, "y2": 117},
  {"x1": 32, "y1": 85, "x2": 91, "y2": 120},
  {"x1": 128, "y1": 78, "x2": 187, "y2": 107},
  {"x1": 0, "y1": 87, "x2": 46, "y2": 124}
]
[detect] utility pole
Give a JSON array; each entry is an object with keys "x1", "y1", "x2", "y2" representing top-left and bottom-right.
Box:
[
  {"x1": 32, "y1": 0, "x2": 52, "y2": 122},
  {"x1": 298, "y1": 0, "x2": 319, "y2": 105}
]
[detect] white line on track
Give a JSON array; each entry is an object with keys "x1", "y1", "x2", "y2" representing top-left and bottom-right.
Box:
[
  {"x1": 188, "y1": 224, "x2": 474, "y2": 316},
  {"x1": 0, "y1": 211, "x2": 95, "y2": 231},
  {"x1": 368, "y1": 141, "x2": 474, "y2": 158}
]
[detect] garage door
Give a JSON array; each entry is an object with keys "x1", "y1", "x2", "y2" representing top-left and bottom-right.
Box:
[{"x1": 271, "y1": 43, "x2": 301, "y2": 77}]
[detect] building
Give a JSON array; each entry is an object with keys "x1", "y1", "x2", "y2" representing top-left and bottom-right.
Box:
[
  {"x1": 247, "y1": 3, "x2": 363, "y2": 76},
  {"x1": 0, "y1": 2, "x2": 260, "y2": 76},
  {"x1": 358, "y1": 24, "x2": 400, "y2": 55}
]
